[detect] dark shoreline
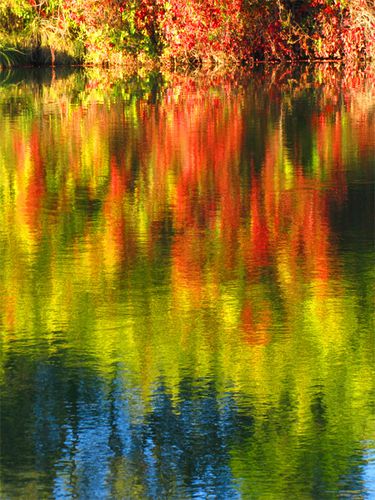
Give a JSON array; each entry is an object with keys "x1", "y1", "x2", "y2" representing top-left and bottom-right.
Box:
[{"x1": 1, "y1": 57, "x2": 372, "y2": 74}]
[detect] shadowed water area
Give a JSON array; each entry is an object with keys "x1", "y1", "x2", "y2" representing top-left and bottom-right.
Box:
[{"x1": 0, "y1": 66, "x2": 374, "y2": 499}]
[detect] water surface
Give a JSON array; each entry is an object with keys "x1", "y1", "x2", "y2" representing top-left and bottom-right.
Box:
[{"x1": 0, "y1": 66, "x2": 374, "y2": 499}]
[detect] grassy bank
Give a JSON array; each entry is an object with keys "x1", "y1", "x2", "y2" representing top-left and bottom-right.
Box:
[{"x1": 1, "y1": 0, "x2": 374, "y2": 69}]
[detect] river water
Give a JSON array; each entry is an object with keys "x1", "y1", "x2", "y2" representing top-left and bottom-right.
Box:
[{"x1": 0, "y1": 66, "x2": 374, "y2": 499}]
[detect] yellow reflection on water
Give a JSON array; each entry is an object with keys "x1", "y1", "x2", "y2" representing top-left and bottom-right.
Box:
[{"x1": 0, "y1": 66, "x2": 374, "y2": 498}]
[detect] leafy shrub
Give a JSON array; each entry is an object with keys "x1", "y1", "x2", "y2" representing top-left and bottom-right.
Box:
[{"x1": 0, "y1": 0, "x2": 373, "y2": 67}]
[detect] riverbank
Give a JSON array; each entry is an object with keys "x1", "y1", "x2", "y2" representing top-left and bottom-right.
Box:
[{"x1": 1, "y1": 0, "x2": 374, "y2": 70}]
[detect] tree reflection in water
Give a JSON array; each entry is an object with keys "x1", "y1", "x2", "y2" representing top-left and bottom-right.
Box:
[{"x1": 0, "y1": 65, "x2": 374, "y2": 498}]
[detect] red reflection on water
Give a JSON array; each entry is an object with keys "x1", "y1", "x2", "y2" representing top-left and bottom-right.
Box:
[{"x1": 5, "y1": 68, "x2": 373, "y2": 340}]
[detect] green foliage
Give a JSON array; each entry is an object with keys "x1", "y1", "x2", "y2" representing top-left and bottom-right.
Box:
[
  {"x1": 0, "y1": 47, "x2": 23, "y2": 67},
  {"x1": 0, "y1": 1, "x2": 32, "y2": 50}
]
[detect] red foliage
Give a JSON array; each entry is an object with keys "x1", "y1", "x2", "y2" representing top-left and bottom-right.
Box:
[
  {"x1": 159, "y1": 0, "x2": 250, "y2": 65},
  {"x1": 25, "y1": 0, "x2": 375, "y2": 65}
]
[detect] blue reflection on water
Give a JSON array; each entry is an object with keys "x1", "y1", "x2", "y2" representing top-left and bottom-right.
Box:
[{"x1": 26, "y1": 361, "x2": 242, "y2": 498}]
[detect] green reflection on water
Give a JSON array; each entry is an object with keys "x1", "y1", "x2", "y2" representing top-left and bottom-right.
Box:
[{"x1": 0, "y1": 66, "x2": 374, "y2": 499}]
